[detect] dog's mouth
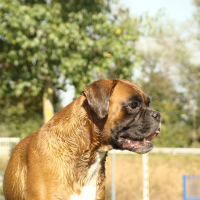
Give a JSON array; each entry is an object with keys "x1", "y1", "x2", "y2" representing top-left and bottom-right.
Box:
[{"x1": 117, "y1": 128, "x2": 160, "y2": 154}]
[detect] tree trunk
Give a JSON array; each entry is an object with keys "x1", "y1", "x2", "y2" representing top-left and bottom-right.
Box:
[{"x1": 43, "y1": 78, "x2": 54, "y2": 123}]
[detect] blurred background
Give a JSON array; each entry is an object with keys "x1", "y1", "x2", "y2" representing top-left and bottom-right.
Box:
[{"x1": 0, "y1": 0, "x2": 200, "y2": 199}]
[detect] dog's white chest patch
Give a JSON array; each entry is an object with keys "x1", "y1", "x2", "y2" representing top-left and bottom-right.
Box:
[{"x1": 70, "y1": 151, "x2": 106, "y2": 200}]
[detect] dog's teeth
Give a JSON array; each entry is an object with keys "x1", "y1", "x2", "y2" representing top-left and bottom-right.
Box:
[
  {"x1": 143, "y1": 138, "x2": 146, "y2": 142},
  {"x1": 128, "y1": 140, "x2": 130, "y2": 143}
]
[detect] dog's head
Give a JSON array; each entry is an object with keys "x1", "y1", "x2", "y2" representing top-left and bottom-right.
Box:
[{"x1": 82, "y1": 79, "x2": 161, "y2": 154}]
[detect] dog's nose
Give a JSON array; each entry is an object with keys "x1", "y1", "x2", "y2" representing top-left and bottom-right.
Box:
[{"x1": 150, "y1": 111, "x2": 160, "y2": 121}]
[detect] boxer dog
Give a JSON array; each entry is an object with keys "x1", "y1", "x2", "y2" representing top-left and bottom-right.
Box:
[{"x1": 3, "y1": 79, "x2": 161, "y2": 200}]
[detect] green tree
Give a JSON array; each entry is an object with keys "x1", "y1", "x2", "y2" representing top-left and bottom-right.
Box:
[
  {"x1": 172, "y1": 0, "x2": 200, "y2": 146},
  {"x1": 179, "y1": 62, "x2": 200, "y2": 147},
  {"x1": 0, "y1": 0, "x2": 141, "y2": 137}
]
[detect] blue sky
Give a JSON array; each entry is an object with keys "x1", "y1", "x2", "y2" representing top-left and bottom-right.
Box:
[
  {"x1": 119, "y1": 0, "x2": 195, "y2": 23},
  {"x1": 61, "y1": 0, "x2": 196, "y2": 106}
]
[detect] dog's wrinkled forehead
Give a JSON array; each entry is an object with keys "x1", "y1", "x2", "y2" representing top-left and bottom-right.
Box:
[{"x1": 112, "y1": 79, "x2": 150, "y2": 105}]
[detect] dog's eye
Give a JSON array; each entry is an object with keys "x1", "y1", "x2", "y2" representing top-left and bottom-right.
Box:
[{"x1": 129, "y1": 102, "x2": 138, "y2": 109}]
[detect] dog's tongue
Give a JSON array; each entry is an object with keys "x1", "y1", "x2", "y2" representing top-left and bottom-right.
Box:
[{"x1": 146, "y1": 130, "x2": 160, "y2": 141}]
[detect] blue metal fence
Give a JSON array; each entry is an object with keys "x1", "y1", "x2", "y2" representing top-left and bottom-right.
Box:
[{"x1": 183, "y1": 175, "x2": 200, "y2": 200}]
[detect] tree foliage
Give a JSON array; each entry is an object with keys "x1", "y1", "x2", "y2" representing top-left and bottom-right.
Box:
[{"x1": 0, "y1": 0, "x2": 140, "y2": 137}]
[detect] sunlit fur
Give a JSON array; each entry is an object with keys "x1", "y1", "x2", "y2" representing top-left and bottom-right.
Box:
[{"x1": 3, "y1": 95, "x2": 108, "y2": 200}]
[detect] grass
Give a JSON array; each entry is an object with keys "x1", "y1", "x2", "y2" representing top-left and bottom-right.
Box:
[{"x1": 0, "y1": 153, "x2": 200, "y2": 200}]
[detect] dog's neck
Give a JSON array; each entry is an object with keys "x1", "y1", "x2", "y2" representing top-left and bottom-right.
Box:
[{"x1": 38, "y1": 96, "x2": 109, "y2": 195}]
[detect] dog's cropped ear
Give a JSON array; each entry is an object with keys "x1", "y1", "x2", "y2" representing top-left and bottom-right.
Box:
[{"x1": 82, "y1": 79, "x2": 118, "y2": 119}]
